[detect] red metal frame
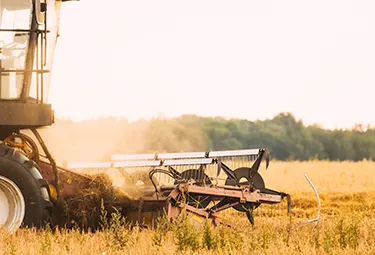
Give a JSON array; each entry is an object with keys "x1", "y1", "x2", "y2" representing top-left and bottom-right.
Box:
[{"x1": 113, "y1": 182, "x2": 290, "y2": 227}]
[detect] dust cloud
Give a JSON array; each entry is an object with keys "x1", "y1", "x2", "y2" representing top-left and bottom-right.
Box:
[{"x1": 30, "y1": 117, "x2": 206, "y2": 190}]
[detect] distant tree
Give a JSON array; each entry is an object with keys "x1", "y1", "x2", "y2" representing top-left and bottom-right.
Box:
[{"x1": 48, "y1": 112, "x2": 375, "y2": 162}]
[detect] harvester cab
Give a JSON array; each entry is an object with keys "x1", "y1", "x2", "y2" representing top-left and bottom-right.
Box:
[
  {"x1": 0, "y1": 0, "x2": 75, "y2": 233},
  {"x1": 0, "y1": 0, "x2": 62, "y2": 131},
  {"x1": 0, "y1": 0, "x2": 319, "y2": 234}
]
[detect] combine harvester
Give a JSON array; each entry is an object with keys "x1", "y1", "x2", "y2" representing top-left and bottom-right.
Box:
[{"x1": 0, "y1": 0, "x2": 319, "y2": 233}]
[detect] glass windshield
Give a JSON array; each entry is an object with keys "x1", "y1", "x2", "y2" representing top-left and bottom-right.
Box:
[
  {"x1": 29, "y1": 0, "x2": 61, "y2": 103},
  {"x1": 0, "y1": 0, "x2": 32, "y2": 99}
]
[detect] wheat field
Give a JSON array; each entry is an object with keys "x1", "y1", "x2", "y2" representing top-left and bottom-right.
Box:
[{"x1": 1, "y1": 160, "x2": 375, "y2": 255}]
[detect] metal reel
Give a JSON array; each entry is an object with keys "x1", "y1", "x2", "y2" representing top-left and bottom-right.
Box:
[
  {"x1": 225, "y1": 167, "x2": 265, "y2": 212},
  {"x1": 174, "y1": 169, "x2": 212, "y2": 208}
]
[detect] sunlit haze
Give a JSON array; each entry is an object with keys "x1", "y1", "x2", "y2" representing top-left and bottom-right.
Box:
[{"x1": 48, "y1": 0, "x2": 375, "y2": 129}]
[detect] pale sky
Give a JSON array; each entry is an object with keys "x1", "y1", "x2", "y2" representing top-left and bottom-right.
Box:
[{"x1": 48, "y1": 0, "x2": 375, "y2": 129}]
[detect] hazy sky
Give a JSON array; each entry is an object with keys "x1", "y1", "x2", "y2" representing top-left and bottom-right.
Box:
[{"x1": 48, "y1": 0, "x2": 375, "y2": 129}]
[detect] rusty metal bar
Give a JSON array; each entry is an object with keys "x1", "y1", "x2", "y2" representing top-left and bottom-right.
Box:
[
  {"x1": 211, "y1": 200, "x2": 240, "y2": 213},
  {"x1": 178, "y1": 185, "x2": 282, "y2": 204}
]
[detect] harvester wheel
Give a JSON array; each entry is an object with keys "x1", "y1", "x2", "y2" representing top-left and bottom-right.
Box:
[
  {"x1": 174, "y1": 169, "x2": 212, "y2": 208},
  {"x1": 0, "y1": 144, "x2": 52, "y2": 233},
  {"x1": 225, "y1": 167, "x2": 265, "y2": 212}
]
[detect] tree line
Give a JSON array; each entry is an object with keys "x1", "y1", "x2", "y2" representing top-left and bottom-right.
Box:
[
  {"x1": 142, "y1": 112, "x2": 374, "y2": 161},
  {"x1": 47, "y1": 112, "x2": 374, "y2": 162}
]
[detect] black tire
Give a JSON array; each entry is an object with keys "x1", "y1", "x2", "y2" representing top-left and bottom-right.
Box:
[{"x1": 0, "y1": 144, "x2": 52, "y2": 229}]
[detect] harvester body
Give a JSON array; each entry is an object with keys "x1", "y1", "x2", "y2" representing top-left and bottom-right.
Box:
[{"x1": 0, "y1": 0, "x2": 295, "y2": 233}]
